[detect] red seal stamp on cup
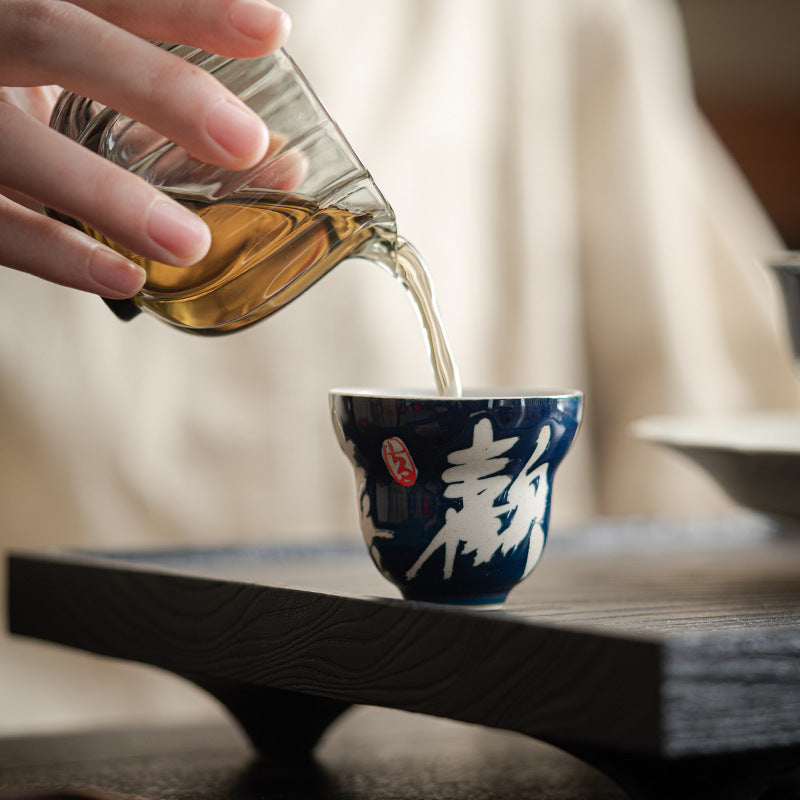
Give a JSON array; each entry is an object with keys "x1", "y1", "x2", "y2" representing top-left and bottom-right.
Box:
[{"x1": 382, "y1": 437, "x2": 417, "y2": 487}]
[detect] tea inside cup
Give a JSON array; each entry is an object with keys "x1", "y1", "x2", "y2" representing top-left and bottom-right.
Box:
[{"x1": 330, "y1": 388, "x2": 583, "y2": 607}]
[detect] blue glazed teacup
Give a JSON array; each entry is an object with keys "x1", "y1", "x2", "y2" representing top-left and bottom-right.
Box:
[{"x1": 329, "y1": 389, "x2": 583, "y2": 607}]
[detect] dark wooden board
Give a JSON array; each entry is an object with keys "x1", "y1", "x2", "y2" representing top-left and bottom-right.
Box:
[{"x1": 7, "y1": 515, "x2": 800, "y2": 773}]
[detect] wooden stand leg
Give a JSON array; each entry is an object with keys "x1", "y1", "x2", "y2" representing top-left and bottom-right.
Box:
[
  {"x1": 189, "y1": 679, "x2": 800, "y2": 799},
  {"x1": 193, "y1": 680, "x2": 352, "y2": 757}
]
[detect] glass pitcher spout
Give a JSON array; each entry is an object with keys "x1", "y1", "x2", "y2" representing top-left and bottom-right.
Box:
[{"x1": 49, "y1": 46, "x2": 397, "y2": 335}]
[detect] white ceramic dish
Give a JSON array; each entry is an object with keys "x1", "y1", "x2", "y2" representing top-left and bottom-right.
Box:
[{"x1": 632, "y1": 411, "x2": 800, "y2": 521}]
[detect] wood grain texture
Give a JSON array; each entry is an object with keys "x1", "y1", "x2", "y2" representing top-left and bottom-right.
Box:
[{"x1": 7, "y1": 515, "x2": 800, "y2": 767}]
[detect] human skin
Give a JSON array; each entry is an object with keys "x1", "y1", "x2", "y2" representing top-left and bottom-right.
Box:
[{"x1": 0, "y1": 0, "x2": 291, "y2": 298}]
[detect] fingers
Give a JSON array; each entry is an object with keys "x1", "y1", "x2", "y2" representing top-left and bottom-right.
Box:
[
  {"x1": 250, "y1": 148, "x2": 309, "y2": 193},
  {"x1": 0, "y1": 0, "x2": 287, "y2": 170},
  {"x1": 0, "y1": 101, "x2": 211, "y2": 269},
  {"x1": 0, "y1": 194, "x2": 146, "y2": 297},
  {"x1": 0, "y1": 0, "x2": 295, "y2": 297},
  {"x1": 0, "y1": 85, "x2": 61, "y2": 125},
  {"x1": 72, "y1": 0, "x2": 291, "y2": 59}
]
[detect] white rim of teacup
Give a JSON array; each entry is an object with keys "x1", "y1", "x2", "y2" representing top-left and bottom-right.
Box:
[{"x1": 329, "y1": 388, "x2": 584, "y2": 401}]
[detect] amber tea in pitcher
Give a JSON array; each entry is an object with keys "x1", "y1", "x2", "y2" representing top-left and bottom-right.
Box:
[{"x1": 83, "y1": 189, "x2": 380, "y2": 334}]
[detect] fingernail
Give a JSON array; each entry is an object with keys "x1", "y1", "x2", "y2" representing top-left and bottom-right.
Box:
[
  {"x1": 89, "y1": 249, "x2": 146, "y2": 297},
  {"x1": 206, "y1": 99, "x2": 269, "y2": 163},
  {"x1": 147, "y1": 202, "x2": 211, "y2": 263},
  {"x1": 229, "y1": 0, "x2": 291, "y2": 43}
]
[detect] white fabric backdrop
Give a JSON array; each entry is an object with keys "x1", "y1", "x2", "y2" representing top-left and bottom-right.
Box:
[{"x1": 1, "y1": 0, "x2": 798, "y2": 733}]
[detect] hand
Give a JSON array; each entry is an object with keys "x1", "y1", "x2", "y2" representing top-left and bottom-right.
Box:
[{"x1": 0, "y1": 0, "x2": 291, "y2": 298}]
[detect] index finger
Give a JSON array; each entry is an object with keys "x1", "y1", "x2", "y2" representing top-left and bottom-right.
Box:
[{"x1": 71, "y1": 0, "x2": 291, "y2": 59}]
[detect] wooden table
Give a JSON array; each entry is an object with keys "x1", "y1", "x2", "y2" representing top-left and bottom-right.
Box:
[
  {"x1": 0, "y1": 709, "x2": 631, "y2": 800},
  {"x1": 7, "y1": 515, "x2": 800, "y2": 799}
]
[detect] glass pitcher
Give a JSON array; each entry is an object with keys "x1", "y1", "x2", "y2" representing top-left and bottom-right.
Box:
[{"x1": 49, "y1": 45, "x2": 396, "y2": 335}]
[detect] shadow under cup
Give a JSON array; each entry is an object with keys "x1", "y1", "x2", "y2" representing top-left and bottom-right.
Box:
[{"x1": 330, "y1": 389, "x2": 583, "y2": 606}]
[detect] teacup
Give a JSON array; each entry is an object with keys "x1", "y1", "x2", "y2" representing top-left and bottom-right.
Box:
[
  {"x1": 769, "y1": 252, "x2": 800, "y2": 370},
  {"x1": 330, "y1": 389, "x2": 583, "y2": 606}
]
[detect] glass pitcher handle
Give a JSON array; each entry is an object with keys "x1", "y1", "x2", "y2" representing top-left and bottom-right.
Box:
[{"x1": 102, "y1": 297, "x2": 141, "y2": 320}]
